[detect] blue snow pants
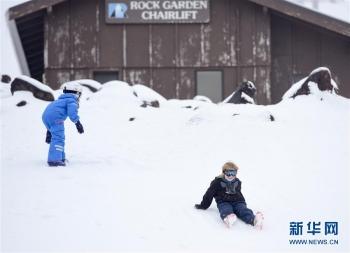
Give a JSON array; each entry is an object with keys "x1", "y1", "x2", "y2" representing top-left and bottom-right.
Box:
[
  {"x1": 217, "y1": 201, "x2": 254, "y2": 225},
  {"x1": 42, "y1": 93, "x2": 80, "y2": 163},
  {"x1": 42, "y1": 118, "x2": 65, "y2": 163}
]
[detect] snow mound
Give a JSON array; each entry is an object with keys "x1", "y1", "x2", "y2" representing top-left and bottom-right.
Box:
[
  {"x1": 89, "y1": 80, "x2": 142, "y2": 107},
  {"x1": 167, "y1": 98, "x2": 212, "y2": 110},
  {"x1": 132, "y1": 84, "x2": 166, "y2": 108},
  {"x1": 193, "y1": 95, "x2": 212, "y2": 103},
  {"x1": 1, "y1": 80, "x2": 12, "y2": 99},
  {"x1": 188, "y1": 103, "x2": 275, "y2": 125},
  {"x1": 71, "y1": 79, "x2": 102, "y2": 92},
  {"x1": 1, "y1": 91, "x2": 49, "y2": 113},
  {"x1": 132, "y1": 84, "x2": 166, "y2": 103},
  {"x1": 1, "y1": 74, "x2": 350, "y2": 252}
]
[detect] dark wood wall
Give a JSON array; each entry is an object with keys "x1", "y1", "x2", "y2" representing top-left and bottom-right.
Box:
[
  {"x1": 43, "y1": 0, "x2": 272, "y2": 103},
  {"x1": 271, "y1": 13, "x2": 350, "y2": 103},
  {"x1": 43, "y1": 0, "x2": 350, "y2": 103},
  {"x1": 41, "y1": 0, "x2": 350, "y2": 103}
]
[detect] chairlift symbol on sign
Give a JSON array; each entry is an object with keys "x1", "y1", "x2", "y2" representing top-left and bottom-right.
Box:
[{"x1": 108, "y1": 3, "x2": 128, "y2": 19}]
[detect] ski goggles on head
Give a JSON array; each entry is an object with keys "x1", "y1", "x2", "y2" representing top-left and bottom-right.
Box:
[{"x1": 224, "y1": 169, "x2": 237, "y2": 177}]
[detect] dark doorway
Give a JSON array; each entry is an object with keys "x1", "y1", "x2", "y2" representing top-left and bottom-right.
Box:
[
  {"x1": 93, "y1": 71, "x2": 119, "y2": 84},
  {"x1": 196, "y1": 71, "x2": 223, "y2": 103}
]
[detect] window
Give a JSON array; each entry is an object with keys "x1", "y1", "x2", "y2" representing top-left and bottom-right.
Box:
[
  {"x1": 196, "y1": 71, "x2": 223, "y2": 103},
  {"x1": 93, "y1": 71, "x2": 119, "y2": 84}
]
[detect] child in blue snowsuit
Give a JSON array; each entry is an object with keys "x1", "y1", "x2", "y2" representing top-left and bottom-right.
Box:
[
  {"x1": 42, "y1": 82, "x2": 84, "y2": 166},
  {"x1": 195, "y1": 161, "x2": 264, "y2": 229}
]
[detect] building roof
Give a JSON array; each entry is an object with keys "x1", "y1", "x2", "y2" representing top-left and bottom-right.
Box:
[
  {"x1": 8, "y1": 0, "x2": 350, "y2": 38},
  {"x1": 8, "y1": 0, "x2": 66, "y2": 20},
  {"x1": 249, "y1": 0, "x2": 350, "y2": 37}
]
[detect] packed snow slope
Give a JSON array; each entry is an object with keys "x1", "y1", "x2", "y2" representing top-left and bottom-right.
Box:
[{"x1": 1, "y1": 81, "x2": 350, "y2": 252}]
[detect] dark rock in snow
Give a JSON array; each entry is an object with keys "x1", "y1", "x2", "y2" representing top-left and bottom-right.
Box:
[
  {"x1": 11, "y1": 76, "x2": 55, "y2": 101},
  {"x1": 1, "y1": 74, "x2": 11, "y2": 84},
  {"x1": 225, "y1": 81, "x2": 256, "y2": 104},
  {"x1": 81, "y1": 84, "x2": 99, "y2": 93},
  {"x1": 140, "y1": 100, "x2": 160, "y2": 108},
  {"x1": 150, "y1": 100, "x2": 159, "y2": 107},
  {"x1": 129, "y1": 117, "x2": 135, "y2": 121},
  {"x1": 287, "y1": 67, "x2": 337, "y2": 99},
  {"x1": 80, "y1": 81, "x2": 101, "y2": 92},
  {"x1": 269, "y1": 114, "x2": 275, "y2": 121},
  {"x1": 16, "y1": 100, "x2": 27, "y2": 107}
]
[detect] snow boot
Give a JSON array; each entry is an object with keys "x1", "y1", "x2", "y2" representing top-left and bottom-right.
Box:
[
  {"x1": 254, "y1": 212, "x2": 264, "y2": 230},
  {"x1": 223, "y1": 213, "x2": 237, "y2": 228},
  {"x1": 48, "y1": 160, "x2": 66, "y2": 167}
]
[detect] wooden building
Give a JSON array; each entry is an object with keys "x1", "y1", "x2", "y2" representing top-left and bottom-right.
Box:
[{"x1": 8, "y1": 0, "x2": 350, "y2": 104}]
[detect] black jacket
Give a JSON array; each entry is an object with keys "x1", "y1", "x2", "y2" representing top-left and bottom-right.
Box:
[{"x1": 198, "y1": 176, "x2": 246, "y2": 209}]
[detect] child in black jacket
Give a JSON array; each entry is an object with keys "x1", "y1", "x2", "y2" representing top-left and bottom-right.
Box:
[{"x1": 195, "y1": 161, "x2": 263, "y2": 229}]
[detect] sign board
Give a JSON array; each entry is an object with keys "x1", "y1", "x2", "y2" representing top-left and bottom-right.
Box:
[{"x1": 105, "y1": 0, "x2": 210, "y2": 24}]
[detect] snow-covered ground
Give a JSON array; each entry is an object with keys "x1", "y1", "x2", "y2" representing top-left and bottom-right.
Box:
[{"x1": 1, "y1": 80, "x2": 350, "y2": 252}]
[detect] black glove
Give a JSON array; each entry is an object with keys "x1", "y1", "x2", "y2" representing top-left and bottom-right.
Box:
[
  {"x1": 194, "y1": 204, "x2": 205, "y2": 210},
  {"x1": 45, "y1": 130, "x2": 51, "y2": 144},
  {"x1": 75, "y1": 120, "x2": 84, "y2": 134}
]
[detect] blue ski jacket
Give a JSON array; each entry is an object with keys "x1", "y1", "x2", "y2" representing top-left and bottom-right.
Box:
[{"x1": 42, "y1": 93, "x2": 80, "y2": 125}]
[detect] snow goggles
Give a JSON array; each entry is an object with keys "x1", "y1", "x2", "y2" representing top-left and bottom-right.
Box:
[{"x1": 224, "y1": 170, "x2": 237, "y2": 177}]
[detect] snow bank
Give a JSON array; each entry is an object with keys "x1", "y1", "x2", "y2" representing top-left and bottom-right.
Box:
[
  {"x1": 167, "y1": 98, "x2": 211, "y2": 110},
  {"x1": 132, "y1": 84, "x2": 166, "y2": 103},
  {"x1": 193, "y1": 95, "x2": 212, "y2": 103},
  {"x1": 1, "y1": 73, "x2": 350, "y2": 253},
  {"x1": 88, "y1": 80, "x2": 141, "y2": 107},
  {"x1": 1, "y1": 80, "x2": 12, "y2": 99}
]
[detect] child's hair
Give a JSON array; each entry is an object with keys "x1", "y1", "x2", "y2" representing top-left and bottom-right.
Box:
[{"x1": 222, "y1": 161, "x2": 239, "y2": 173}]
